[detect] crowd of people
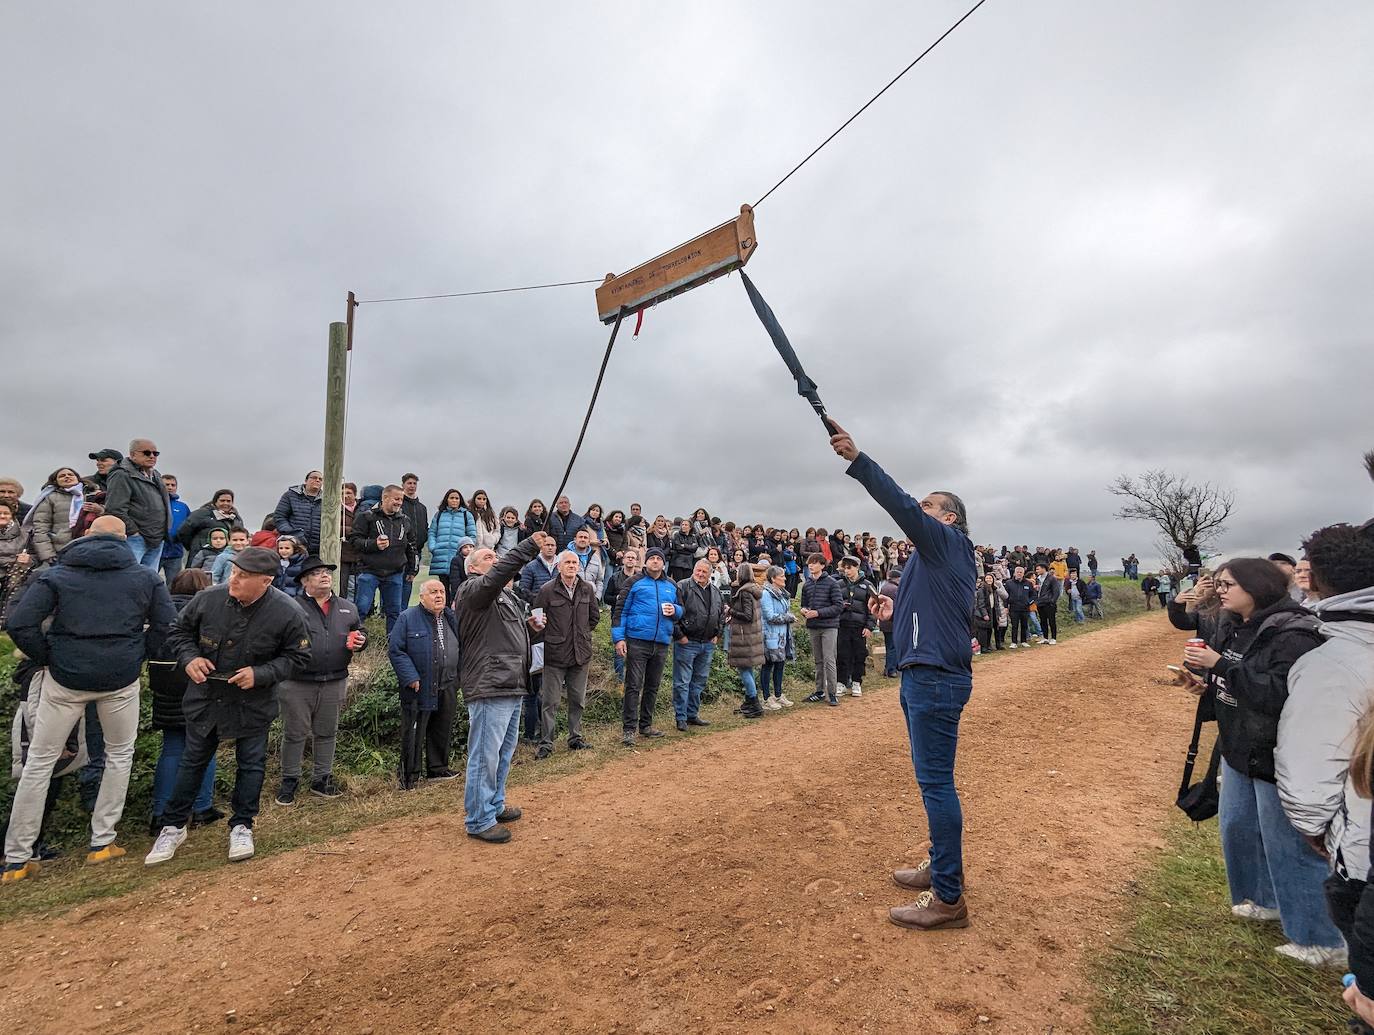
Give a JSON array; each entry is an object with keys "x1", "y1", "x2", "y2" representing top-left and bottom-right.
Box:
[
  {"x1": 0, "y1": 443, "x2": 1119, "y2": 872},
  {"x1": 9, "y1": 437, "x2": 1374, "y2": 1024}
]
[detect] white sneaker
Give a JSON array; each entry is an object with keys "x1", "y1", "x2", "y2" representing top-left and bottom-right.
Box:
[
  {"x1": 835, "y1": 686, "x2": 848, "y2": 697},
  {"x1": 778, "y1": 695, "x2": 794, "y2": 708},
  {"x1": 1274, "y1": 942, "x2": 1347, "y2": 968},
  {"x1": 1047, "y1": 638, "x2": 1057, "y2": 645},
  {"x1": 850, "y1": 684, "x2": 863, "y2": 697},
  {"x1": 1231, "y1": 902, "x2": 1281, "y2": 922},
  {"x1": 1008, "y1": 643, "x2": 1018, "y2": 649},
  {"x1": 764, "y1": 698, "x2": 782, "y2": 711},
  {"x1": 227, "y1": 824, "x2": 255, "y2": 863},
  {"x1": 1022, "y1": 641, "x2": 1033, "y2": 647},
  {"x1": 144, "y1": 825, "x2": 187, "y2": 866}
]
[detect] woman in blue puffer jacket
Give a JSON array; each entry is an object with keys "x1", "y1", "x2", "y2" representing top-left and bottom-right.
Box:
[{"x1": 428, "y1": 489, "x2": 476, "y2": 595}]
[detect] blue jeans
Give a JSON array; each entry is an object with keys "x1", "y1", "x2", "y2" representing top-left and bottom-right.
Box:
[
  {"x1": 739, "y1": 666, "x2": 758, "y2": 700},
  {"x1": 1219, "y1": 759, "x2": 1343, "y2": 947},
  {"x1": 355, "y1": 570, "x2": 405, "y2": 634},
  {"x1": 160, "y1": 551, "x2": 185, "y2": 584},
  {"x1": 882, "y1": 629, "x2": 897, "y2": 677},
  {"x1": 126, "y1": 534, "x2": 164, "y2": 571},
  {"x1": 671, "y1": 641, "x2": 714, "y2": 721},
  {"x1": 760, "y1": 659, "x2": 785, "y2": 699},
  {"x1": 151, "y1": 728, "x2": 216, "y2": 815},
  {"x1": 1070, "y1": 598, "x2": 1085, "y2": 623},
  {"x1": 900, "y1": 666, "x2": 973, "y2": 904},
  {"x1": 464, "y1": 697, "x2": 522, "y2": 834}
]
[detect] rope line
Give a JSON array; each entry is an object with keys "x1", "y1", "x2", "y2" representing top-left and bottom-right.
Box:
[
  {"x1": 355, "y1": 278, "x2": 602, "y2": 305},
  {"x1": 753, "y1": 0, "x2": 989, "y2": 208},
  {"x1": 542, "y1": 309, "x2": 627, "y2": 531}
]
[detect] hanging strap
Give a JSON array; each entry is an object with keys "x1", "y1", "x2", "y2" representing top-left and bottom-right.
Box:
[{"x1": 1178, "y1": 691, "x2": 1220, "y2": 795}]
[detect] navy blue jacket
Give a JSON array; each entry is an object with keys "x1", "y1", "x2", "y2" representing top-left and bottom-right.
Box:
[
  {"x1": 273, "y1": 484, "x2": 323, "y2": 553},
  {"x1": 1003, "y1": 577, "x2": 1036, "y2": 611},
  {"x1": 387, "y1": 604, "x2": 460, "y2": 711},
  {"x1": 800, "y1": 574, "x2": 844, "y2": 629},
  {"x1": 547, "y1": 509, "x2": 586, "y2": 552},
  {"x1": 6, "y1": 535, "x2": 176, "y2": 691},
  {"x1": 846, "y1": 452, "x2": 976, "y2": 675}
]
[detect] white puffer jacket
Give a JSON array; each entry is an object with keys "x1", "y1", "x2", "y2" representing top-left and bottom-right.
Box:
[{"x1": 1276, "y1": 588, "x2": 1374, "y2": 881}]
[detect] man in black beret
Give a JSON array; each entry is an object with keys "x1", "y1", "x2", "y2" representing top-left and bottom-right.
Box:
[{"x1": 145, "y1": 546, "x2": 311, "y2": 866}]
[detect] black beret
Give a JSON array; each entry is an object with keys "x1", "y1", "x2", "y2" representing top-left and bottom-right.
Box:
[{"x1": 230, "y1": 546, "x2": 280, "y2": 575}]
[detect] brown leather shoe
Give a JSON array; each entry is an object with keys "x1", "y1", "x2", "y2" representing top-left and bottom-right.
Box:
[
  {"x1": 888, "y1": 891, "x2": 970, "y2": 931},
  {"x1": 892, "y1": 860, "x2": 965, "y2": 892}
]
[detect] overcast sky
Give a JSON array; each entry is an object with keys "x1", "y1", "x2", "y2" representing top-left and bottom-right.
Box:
[{"x1": 3, "y1": 2, "x2": 1371, "y2": 568}]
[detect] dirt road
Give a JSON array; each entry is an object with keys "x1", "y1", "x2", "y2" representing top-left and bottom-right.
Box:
[{"x1": 0, "y1": 615, "x2": 1195, "y2": 1034}]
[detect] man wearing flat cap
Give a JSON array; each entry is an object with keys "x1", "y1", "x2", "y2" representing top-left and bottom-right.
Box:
[
  {"x1": 274, "y1": 557, "x2": 367, "y2": 806},
  {"x1": 145, "y1": 546, "x2": 311, "y2": 867}
]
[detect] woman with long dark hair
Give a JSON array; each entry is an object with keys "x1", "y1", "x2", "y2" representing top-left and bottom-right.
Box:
[
  {"x1": 522, "y1": 498, "x2": 547, "y2": 536},
  {"x1": 469, "y1": 489, "x2": 499, "y2": 551},
  {"x1": 25, "y1": 467, "x2": 84, "y2": 566},
  {"x1": 1183, "y1": 556, "x2": 1341, "y2": 965},
  {"x1": 728, "y1": 562, "x2": 765, "y2": 719},
  {"x1": 427, "y1": 489, "x2": 475, "y2": 599}
]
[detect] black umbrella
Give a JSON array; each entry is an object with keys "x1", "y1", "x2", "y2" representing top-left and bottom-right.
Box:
[{"x1": 740, "y1": 270, "x2": 838, "y2": 436}]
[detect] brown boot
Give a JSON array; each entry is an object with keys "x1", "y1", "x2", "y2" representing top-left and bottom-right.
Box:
[
  {"x1": 893, "y1": 860, "x2": 965, "y2": 892},
  {"x1": 888, "y1": 891, "x2": 970, "y2": 931}
]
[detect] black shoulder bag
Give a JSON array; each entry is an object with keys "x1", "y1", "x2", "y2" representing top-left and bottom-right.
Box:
[{"x1": 1176, "y1": 692, "x2": 1222, "y2": 822}]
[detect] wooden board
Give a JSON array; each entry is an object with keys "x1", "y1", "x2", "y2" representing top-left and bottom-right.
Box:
[{"x1": 596, "y1": 204, "x2": 757, "y2": 324}]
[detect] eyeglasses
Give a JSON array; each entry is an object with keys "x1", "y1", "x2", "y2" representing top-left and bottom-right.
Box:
[
  {"x1": 1214, "y1": 578, "x2": 1237, "y2": 591},
  {"x1": 139, "y1": 449, "x2": 160, "y2": 457}
]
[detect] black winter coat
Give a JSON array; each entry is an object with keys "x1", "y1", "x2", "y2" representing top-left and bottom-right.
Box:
[
  {"x1": 673, "y1": 578, "x2": 724, "y2": 642},
  {"x1": 1003, "y1": 577, "x2": 1035, "y2": 611},
  {"x1": 293, "y1": 593, "x2": 366, "y2": 681},
  {"x1": 6, "y1": 535, "x2": 176, "y2": 692},
  {"x1": 349, "y1": 507, "x2": 418, "y2": 577},
  {"x1": 273, "y1": 485, "x2": 323, "y2": 554},
  {"x1": 1211, "y1": 599, "x2": 1322, "y2": 782},
  {"x1": 1036, "y1": 573, "x2": 1062, "y2": 607},
  {"x1": 150, "y1": 591, "x2": 198, "y2": 730},
  {"x1": 178, "y1": 503, "x2": 242, "y2": 554},
  {"x1": 837, "y1": 577, "x2": 878, "y2": 630},
  {"x1": 167, "y1": 585, "x2": 312, "y2": 737},
  {"x1": 800, "y1": 574, "x2": 844, "y2": 629}
]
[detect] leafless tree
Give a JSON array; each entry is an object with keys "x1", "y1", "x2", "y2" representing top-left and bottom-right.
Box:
[{"x1": 1108, "y1": 469, "x2": 1235, "y2": 557}]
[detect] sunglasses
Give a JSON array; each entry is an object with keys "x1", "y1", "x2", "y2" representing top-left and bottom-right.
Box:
[{"x1": 139, "y1": 449, "x2": 160, "y2": 457}]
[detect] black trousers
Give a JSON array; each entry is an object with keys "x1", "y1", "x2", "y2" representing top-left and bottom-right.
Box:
[
  {"x1": 623, "y1": 638, "x2": 668, "y2": 732},
  {"x1": 836, "y1": 625, "x2": 868, "y2": 685},
  {"x1": 1010, "y1": 610, "x2": 1029, "y2": 643},
  {"x1": 975, "y1": 625, "x2": 992, "y2": 652},
  {"x1": 992, "y1": 625, "x2": 1006, "y2": 649},
  {"x1": 1040, "y1": 604, "x2": 1059, "y2": 640},
  {"x1": 399, "y1": 702, "x2": 430, "y2": 789},
  {"x1": 523, "y1": 674, "x2": 542, "y2": 740},
  {"x1": 164, "y1": 725, "x2": 268, "y2": 829}
]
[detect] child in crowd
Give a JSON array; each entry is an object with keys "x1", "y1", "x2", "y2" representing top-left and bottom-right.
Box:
[
  {"x1": 211, "y1": 527, "x2": 251, "y2": 585},
  {"x1": 0, "y1": 501, "x2": 32, "y2": 621},
  {"x1": 252, "y1": 515, "x2": 279, "y2": 550},
  {"x1": 190, "y1": 526, "x2": 228, "y2": 572},
  {"x1": 273, "y1": 536, "x2": 307, "y2": 596}
]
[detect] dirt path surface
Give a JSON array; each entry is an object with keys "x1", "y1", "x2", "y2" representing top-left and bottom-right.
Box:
[{"x1": 0, "y1": 616, "x2": 1194, "y2": 1034}]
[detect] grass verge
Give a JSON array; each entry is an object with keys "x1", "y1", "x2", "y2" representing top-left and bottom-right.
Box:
[{"x1": 1089, "y1": 815, "x2": 1348, "y2": 1034}]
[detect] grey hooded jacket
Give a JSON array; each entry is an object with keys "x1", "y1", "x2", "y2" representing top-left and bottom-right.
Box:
[{"x1": 1276, "y1": 588, "x2": 1374, "y2": 880}]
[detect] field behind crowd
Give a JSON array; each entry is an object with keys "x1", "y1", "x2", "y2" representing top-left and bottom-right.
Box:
[{"x1": 0, "y1": 578, "x2": 1347, "y2": 1032}]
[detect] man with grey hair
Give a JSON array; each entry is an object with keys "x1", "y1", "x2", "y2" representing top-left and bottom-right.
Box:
[
  {"x1": 830, "y1": 419, "x2": 977, "y2": 933},
  {"x1": 454, "y1": 532, "x2": 550, "y2": 842},
  {"x1": 102, "y1": 438, "x2": 173, "y2": 571},
  {"x1": 532, "y1": 548, "x2": 601, "y2": 758},
  {"x1": 386, "y1": 577, "x2": 460, "y2": 790}
]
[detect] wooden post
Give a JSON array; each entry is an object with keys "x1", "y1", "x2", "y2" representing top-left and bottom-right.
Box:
[{"x1": 319, "y1": 320, "x2": 348, "y2": 570}]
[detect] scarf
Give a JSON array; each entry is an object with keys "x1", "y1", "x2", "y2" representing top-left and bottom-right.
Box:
[{"x1": 21, "y1": 483, "x2": 84, "y2": 531}]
